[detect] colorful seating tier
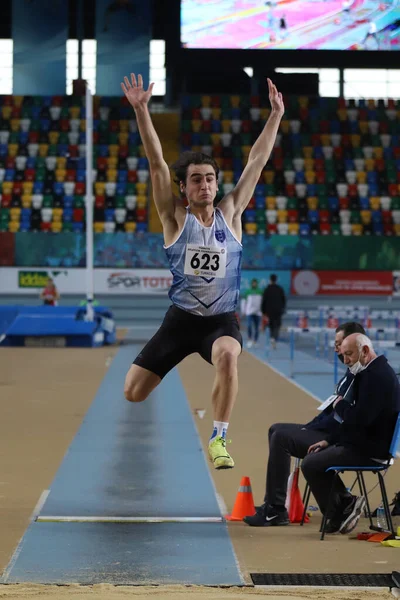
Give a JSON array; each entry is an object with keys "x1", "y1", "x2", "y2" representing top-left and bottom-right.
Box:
[
  {"x1": 181, "y1": 95, "x2": 400, "y2": 235},
  {"x1": 0, "y1": 95, "x2": 149, "y2": 233}
]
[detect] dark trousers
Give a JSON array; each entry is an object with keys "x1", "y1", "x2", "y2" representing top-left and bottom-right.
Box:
[
  {"x1": 301, "y1": 445, "x2": 378, "y2": 517},
  {"x1": 247, "y1": 314, "x2": 260, "y2": 341},
  {"x1": 264, "y1": 423, "x2": 328, "y2": 508},
  {"x1": 268, "y1": 314, "x2": 282, "y2": 341}
]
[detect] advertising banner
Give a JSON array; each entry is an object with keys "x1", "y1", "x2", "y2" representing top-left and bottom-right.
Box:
[{"x1": 291, "y1": 271, "x2": 393, "y2": 296}]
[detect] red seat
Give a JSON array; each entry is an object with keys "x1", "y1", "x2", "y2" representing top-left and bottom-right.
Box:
[
  {"x1": 339, "y1": 197, "x2": 349, "y2": 209},
  {"x1": 40, "y1": 221, "x2": 51, "y2": 232},
  {"x1": 110, "y1": 120, "x2": 119, "y2": 132},
  {"x1": 382, "y1": 210, "x2": 392, "y2": 224},
  {"x1": 24, "y1": 168, "x2": 35, "y2": 181},
  {"x1": 191, "y1": 108, "x2": 201, "y2": 119},
  {"x1": 285, "y1": 184, "x2": 295, "y2": 197},
  {"x1": 201, "y1": 120, "x2": 212, "y2": 133},
  {"x1": 97, "y1": 157, "x2": 108, "y2": 170},
  {"x1": 68, "y1": 145, "x2": 78, "y2": 157},
  {"x1": 60, "y1": 119, "x2": 70, "y2": 132},
  {"x1": 1, "y1": 195, "x2": 11, "y2": 207},
  {"x1": 73, "y1": 208, "x2": 84, "y2": 222},
  {"x1": 316, "y1": 171, "x2": 326, "y2": 184},
  {"x1": 6, "y1": 157, "x2": 15, "y2": 169},
  {"x1": 389, "y1": 184, "x2": 398, "y2": 197},
  {"x1": 28, "y1": 132, "x2": 39, "y2": 143},
  {"x1": 95, "y1": 196, "x2": 105, "y2": 208},
  {"x1": 312, "y1": 134, "x2": 321, "y2": 146},
  {"x1": 319, "y1": 209, "x2": 330, "y2": 222},
  {"x1": 348, "y1": 184, "x2": 358, "y2": 197},
  {"x1": 247, "y1": 197, "x2": 256, "y2": 209},
  {"x1": 242, "y1": 120, "x2": 251, "y2": 133},
  {"x1": 320, "y1": 222, "x2": 331, "y2": 234},
  {"x1": 288, "y1": 209, "x2": 298, "y2": 222},
  {"x1": 128, "y1": 170, "x2": 138, "y2": 183},
  {"x1": 66, "y1": 169, "x2": 76, "y2": 182},
  {"x1": 136, "y1": 208, "x2": 147, "y2": 222},
  {"x1": 267, "y1": 223, "x2": 277, "y2": 235},
  {"x1": 13, "y1": 182, "x2": 22, "y2": 195},
  {"x1": 250, "y1": 96, "x2": 260, "y2": 107},
  {"x1": 118, "y1": 145, "x2": 129, "y2": 158},
  {"x1": 11, "y1": 106, "x2": 21, "y2": 118},
  {"x1": 75, "y1": 182, "x2": 85, "y2": 195},
  {"x1": 384, "y1": 223, "x2": 394, "y2": 236},
  {"x1": 333, "y1": 147, "x2": 343, "y2": 159}
]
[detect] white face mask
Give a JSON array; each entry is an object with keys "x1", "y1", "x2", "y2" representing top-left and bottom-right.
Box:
[{"x1": 349, "y1": 351, "x2": 366, "y2": 375}]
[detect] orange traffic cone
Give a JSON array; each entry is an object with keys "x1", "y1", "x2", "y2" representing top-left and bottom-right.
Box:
[
  {"x1": 226, "y1": 476, "x2": 256, "y2": 521},
  {"x1": 287, "y1": 466, "x2": 309, "y2": 524}
]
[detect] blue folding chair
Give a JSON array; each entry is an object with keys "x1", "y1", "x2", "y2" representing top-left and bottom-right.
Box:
[{"x1": 304, "y1": 413, "x2": 400, "y2": 540}]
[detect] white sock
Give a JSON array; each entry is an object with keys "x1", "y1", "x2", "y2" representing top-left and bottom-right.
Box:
[{"x1": 209, "y1": 421, "x2": 229, "y2": 443}]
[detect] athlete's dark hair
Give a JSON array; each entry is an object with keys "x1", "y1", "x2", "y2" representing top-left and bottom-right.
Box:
[
  {"x1": 170, "y1": 151, "x2": 220, "y2": 186},
  {"x1": 336, "y1": 321, "x2": 366, "y2": 337}
]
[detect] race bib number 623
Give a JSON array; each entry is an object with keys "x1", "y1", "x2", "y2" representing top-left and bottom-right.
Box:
[{"x1": 184, "y1": 244, "x2": 227, "y2": 278}]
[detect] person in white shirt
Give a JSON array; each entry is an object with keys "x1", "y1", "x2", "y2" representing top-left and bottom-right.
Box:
[{"x1": 243, "y1": 278, "x2": 263, "y2": 348}]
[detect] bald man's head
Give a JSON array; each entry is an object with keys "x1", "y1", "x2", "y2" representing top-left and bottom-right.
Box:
[{"x1": 341, "y1": 333, "x2": 376, "y2": 372}]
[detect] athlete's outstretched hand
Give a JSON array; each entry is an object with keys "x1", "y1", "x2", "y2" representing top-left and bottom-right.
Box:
[
  {"x1": 121, "y1": 73, "x2": 154, "y2": 109},
  {"x1": 267, "y1": 78, "x2": 284, "y2": 115}
]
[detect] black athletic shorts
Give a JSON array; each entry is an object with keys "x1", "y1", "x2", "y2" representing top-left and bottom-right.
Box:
[{"x1": 133, "y1": 304, "x2": 243, "y2": 379}]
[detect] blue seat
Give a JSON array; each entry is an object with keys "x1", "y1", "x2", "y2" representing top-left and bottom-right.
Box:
[
  {"x1": 136, "y1": 222, "x2": 147, "y2": 232},
  {"x1": 244, "y1": 209, "x2": 256, "y2": 223},
  {"x1": 26, "y1": 157, "x2": 36, "y2": 169},
  {"x1": 76, "y1": 169, "x2": 85, "y2": 182},
  {"x1": 63, "y1": 208, "x2": 73, "y2": 222},
  {"x1": 63, "y1": 196, "x2": 74, "y2": 209},
  {"x1": 4, "y1": 169, "x2": 15, "y2": 181},
  {"x1": 295, "y1": 171, "x2": 305, "y2": 184},
  {"x1": 299, "y1": 223, "x2": 310, "y2": 236},
  {"x1": 359, "y1": 197, "x2": 370, "y2": 210},
  {"x1": 116, "y1": 182, "x2": 127, "y2": 195},
  {"x1": 72, "y1": 222, "x2": 84, "y2": 233},
  {"x1": 129, "y1": 132, "x2": 140, "y2": 145},
  {"x1": 105, "y1": 208, "x2": 115, "y2": 222},
  {"x1": 117, "y1": 170, "x2": 128, "y2": 182},
  {"x1": 53, "y1": 182, "x2": 64, "y2": 195},
  {"x1": 373, "y1": 222, "x2": 384, "y2": 235},
  {"x1": 137, "y1": 158, "x2": 149, "y2": 169},
  {"x1": 255, "y1": 196, "x2": 265, "y2": 209},
  {"x1": 308, "y1": 209, "x2": 319, "y2": 223},
  {"x1": 328, "y1": 197, "x2": 339, "y2": 212},
  {"x1": 33, "y1": 182, "x2": 44, "y2": 194}
]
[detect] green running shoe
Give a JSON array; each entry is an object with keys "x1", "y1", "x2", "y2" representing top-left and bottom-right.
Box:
[{"x1": 208, "y1": 436, "x2": 234, "y2": 469}]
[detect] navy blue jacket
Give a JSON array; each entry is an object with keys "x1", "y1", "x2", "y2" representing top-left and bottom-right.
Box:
[
  {"x1": 332, "y1": 355, "x2": 400, "y2": 458},
  {"x1": 306, "y1": 371, "x2": 355, "y2": 433}
]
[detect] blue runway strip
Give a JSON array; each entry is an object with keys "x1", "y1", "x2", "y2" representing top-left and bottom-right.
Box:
[{"x1": 2, "y1": 343, "x2": 243, "y2": 585}]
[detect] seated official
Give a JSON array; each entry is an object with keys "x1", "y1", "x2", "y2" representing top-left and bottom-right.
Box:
[
  {"x1": 244, "y1": 321, "x2": 366, "y2": 527},
  {"x1": 301, "y1": 333, "x2": 400, "y2": 535}
]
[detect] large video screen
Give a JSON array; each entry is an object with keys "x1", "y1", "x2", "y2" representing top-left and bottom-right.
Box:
[{"x1": 181, "y1": 0, "x2": 400, "y2": 50}]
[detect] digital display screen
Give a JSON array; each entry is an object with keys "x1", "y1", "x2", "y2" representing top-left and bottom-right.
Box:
[{"x1": 181, "y1": 0, "x2": 400, "y2": 50}]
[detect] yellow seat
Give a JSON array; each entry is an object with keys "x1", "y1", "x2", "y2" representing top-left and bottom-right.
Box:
[
  {"x1": 280, "y1": 120, "x2": 290, "y2": 134},
  {"x1": 201, "y1": 95, "x2": 211, "y2": 107},
  {"x1": 125, "y1": 222, "x2": 137, "y2": 233},
  {"x1": 56, "y1": 157, "x2": 67, "y2": 169},
  {"x1": 13, "y1": 96, "x2": 23, "y2": 107},
  {"x1": 136, "y1": 195, "x2": 147, "y2": 208},
  {"x1": 337, "y1": 109, "x2": 347, "y2": 121},
  {"x1": 266, "y1": 196, "x2": 276, "y2": 210},
  {"x1": 10, "y1": 119, "x2": 20, "y2": 132},
  {"x1": 260, "y1": 108, "x2": 270, "y2": 120},
  {"x1": 10, "y1": 207, "x2": 21, "y2": 221},
  {"x1": 304, "y1": 158, "x2": 314, "y2": 171},
  {"x1": 22, "y1": 194, "x2": 32, "y2": 208},
  {"x1": 298, "y1": 96, "x2": 309, "y2": 109},
  {"x1": 138, "y1": 145, "x2": 146, "y2": 157},
  {"x1": 305, "y1": 171, "x2": 316, "y2": 184},
  {"x1": 211, "y1": 108, "x2": 221, "y2": 120},
  {"x1": 95, "y1": 182, "x2": 106, "y2": 195},
  {"x1": 70, "y1": 106, "x2": 81, "y2": 119},
  {"x1": 395, "y1": 224, "x2": 400, "y2": 236},
  {"x1": 351, "y1": 224, "x2": 363, "y2": 235},
  {"x1": 8, "y1": 220, "x2": 19, "y2": 232},
  {"x1": 360, "y1": 210, "x2": 371, "y2": 225},
  {"x1": 55, "y1": 169, "x2": 66, "y2": 182},
  {"x1": 369, "y1": 197, "x2": 380, "y2": 210},
  {"x1": 307, "y1": 197, "x2": 318, "y2": 210},
  {"x1": 288, "y1": 222, "x2": 299, "y2": 235},
  {"x1": 94, "y1": 222, "x2": 105, "y2": 233},
  {"x1": 52, "y1": 208, "x2": 63, "y2": 220},
  {"x1": 365, "y1": 158, "x2": 375, "y2": 171},
  {"x1": 51, "y1": 222, "x2": 62, "y2": 233},
  {"x1": 39, "y1": 144, "x2": 49, "y2": 157},
  {"x1": 351, "y1": 134, "x2": 361, "y2": 148},
  {"x1": 303, "y1": 147, "x2": 313, "y2": 159},
  {"x1": 80, "y1": 120, "x2": 86, "y2": 132},
  {"x1": 221, "y1": 120, "x2": 231, "y2": 133},
  {"x1": 2, "y1": 106, "x2": 12, "y2": 119},
  {"x1": 210, "y1": 133, "x2": 221, "y2": 146},
  {"x1": 22, "y1": 182, "x2": 34, "y2": 194},
  {"x1": 191, "y1": 145, "x2": 201, "y2": 152},
  {"x1": 320, "y1": 134, "x2": 331, "y2": 146},
  {"x1": 49, "y1": 132, "x2": 60, "y2": 144},
  {"x1": 107, "y1": 169, "x2": 118, "y2": 182},
  {"x1": 223, "y1": 170, "x2": 234, "y2": 184},
  {"x1": 109, "y1": 144, "x2": 119, "y2": 157},
  {"x1": 244, "y1": 222, "x2": 257, "y2": 234},
  {"x1": 118, "y1": 132, "x2": 129, "y2": 145},
  {"x1": 107, "y1": 157, "x2": 118, "y2": 169},
  {"x1": 8, "y1": 143, "x2": 19, "y2": 157},
  {"x1": 230, "y1": 95, "x2": 240, "y2": 108},
  {"x1": 359, "y1": 121, "x2": 369, "y2": 134},
  {"x1": 373, "y1": 147, "x2": 383, "y2": 159},
  {"x1": 356, "y1": 171, "x2": 367, "y2": 184},
  {"x1": 136, "y1": 183, "x2": 147, "y2": 196},
  {"x1": 119, "y1": 120, "x2": 129, "y2": 132},
  {"x1": 2, "y1": 182, "x2": 13, "y2": 194},
  {"x1": 277, "y1": 209, "x2": 288, "y2": 223},
  {"x1": 263, "y1": 171, "x2": 275, "y2": 184},
  {"x1": 242, "y1": 145, "x2": 251, "y2": 158},
  {"x1": 191, "y1": 119, "x2": 202, "y2": 133}
]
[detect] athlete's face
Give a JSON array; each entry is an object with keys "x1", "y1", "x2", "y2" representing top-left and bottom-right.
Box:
[{"x1": 181, "y1": 164, "x2": 218, "y2": 207}]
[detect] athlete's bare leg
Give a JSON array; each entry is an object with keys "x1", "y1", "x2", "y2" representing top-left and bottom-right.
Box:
[
  {"x1": 210, "y1": 336, "x2": 241, "y2": 421},
  {"x1": 124, "y1": 364, "x2": 161, "y2": 403}
]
